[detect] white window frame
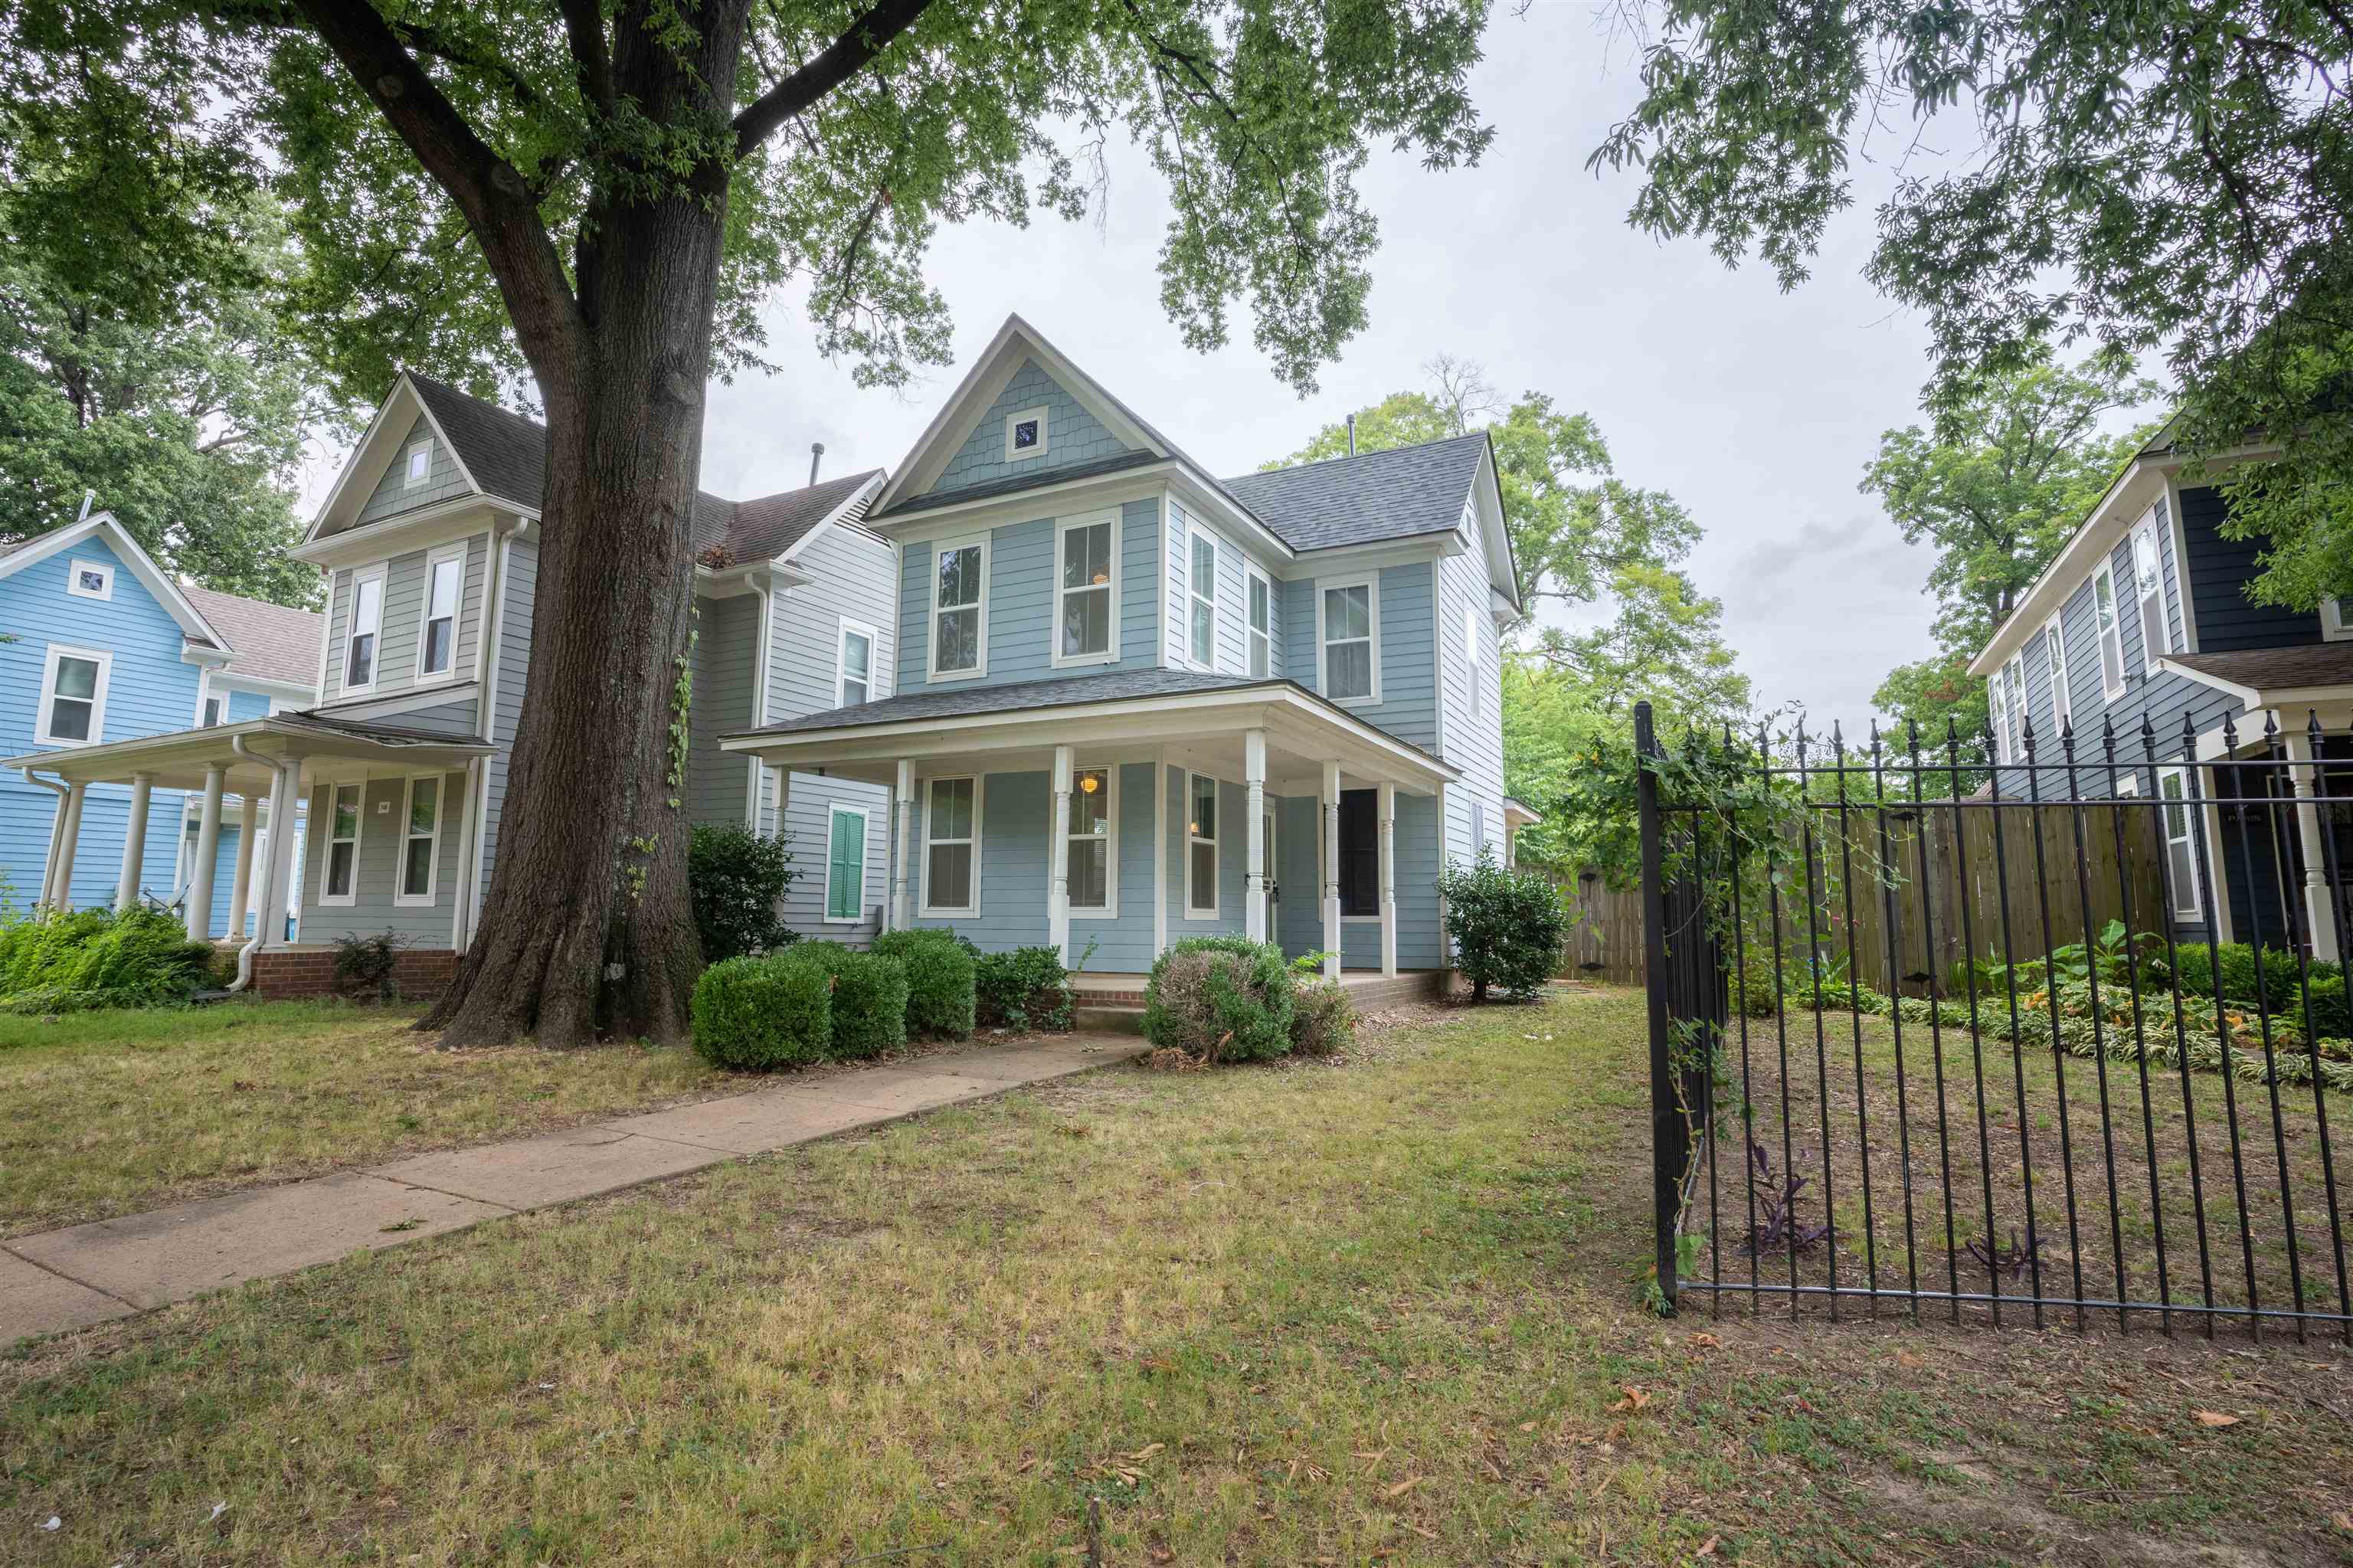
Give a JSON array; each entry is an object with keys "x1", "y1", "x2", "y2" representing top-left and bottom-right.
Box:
[
  {"x1": 2115, "y1": 773, "x2": 2139, "y2": 797},
  {"x1": 918, "y1": 774, "x2": 983, "y2": 918},
  {"x1": 2157, "y1": 765, "x2": 2204, "y2": 921},
  {"x1": 1051, "y1": 509, "x2": 1121, "y2": 669},
  {"x1": 1067, "y1": 762, "x2": 1119, "y2": 920},
  {"x1": 1185, "y1": 522, "x2": 1222, "y2": 671},
  {"x1": 66, "y1": 558, "x2": 114, "y2": 601},
  {"x1": 202, "y1": 695, "x2": 223, "y2": 727},
  {"x1": 319, "y1": 781, "x2": 364, "y2": 908},
  {"x1": 836, "y1": 617, "x2": 880, "y2": 707},
  {"x1": 2092, "y1": 562, "x2": 2127, "y2": 700},
  {"x1": 1316, "y1": 575, "x2": 1383, "y2": 705},
  {"x1": 928, "y1": 535, "x2": 989, "y2": 682},
  {"x1": 2040, "y1": 612, "x2": 2071, "y2": 734},
  {"x1": 414, "y1": 543, "x2": 466, "y2": 683},
  {"x1": 403, "y1": 440, "x2": 432, "y2": 489},
  {"x1": 34, "y1": 643, "x2": 111, "y2": 747},
  {"x1": 2001, "y1": 653, "x2": 2026, "y2": 759},
  {"x1": 1183, "y1": 769, "x2": 1220, "y2": 918},
  {"x1": 823, "y1": 803, "x2": 870, "y2": 925},
  {"x1": 2131, "y1": 514, "x2": 2171, "y2": 675},
  {"x1": 393, "y1": 773, "x2": 443, "y2": 908},
  {"x1": 342, "y1": 563, "x2": 388, "y2": 696},
  {"x1": 1003, "y1": 405, "x2": 1049, "y2": 463},
  {"x1": 1245, "y1": 561, "x2": 1273, "y2": 679},
  {"x1": 1462, "y1": 601, "x2": 1484, "y2": 722},
  {"x1": 2323, "y1": 596, "x2": 2351, "y2": 643}
]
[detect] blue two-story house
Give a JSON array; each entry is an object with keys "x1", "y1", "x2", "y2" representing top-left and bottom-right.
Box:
[
  {"x1": 723, "y1": 315, "x2": 1518, "y2": 986},
  {"x1": 1968, "y1": 430, "x2": 2351, "y2": 962}
]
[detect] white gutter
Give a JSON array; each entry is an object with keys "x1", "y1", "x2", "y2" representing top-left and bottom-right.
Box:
[{"x1": 21, "y1": 766, "x2": 69, "y2": 909}]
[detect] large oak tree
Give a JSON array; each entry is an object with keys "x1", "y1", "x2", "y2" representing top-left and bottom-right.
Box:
[{"x1": 3, "y1": 0, "x2": 1497, "y2": 1044}]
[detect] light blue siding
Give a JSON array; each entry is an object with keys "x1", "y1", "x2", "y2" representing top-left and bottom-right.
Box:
[
  {"x1": 920, "y1": 358, "x2": 1134, "y2": 498},
  {"x1": 908, "y1": 768, "x2": 1051, "y2": 951},
  {"x1": 777, "y1": 771, "x2": 889, "y2": 945},
  {"x1": 1290, "y1": 565, "x2": 1438, "y2": 750}
]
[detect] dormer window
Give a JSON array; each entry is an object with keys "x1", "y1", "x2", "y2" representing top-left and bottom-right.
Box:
[
  {"x1": 404, "y1": 441, "x2": 432, "y2": 489},
  {"x1": 1004, "y1": 406, "x2": 1049, "y2": 462}
]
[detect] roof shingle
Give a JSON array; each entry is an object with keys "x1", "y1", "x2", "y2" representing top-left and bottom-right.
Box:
[
  {"x1": 2166, "y1": 643, "x2": 2353, "y2": 695},
  {"x1": 180, "y1": 584, "x2": 326, "y2": 689},
  {"x1": 1219, "y1": 434, "x2": 1489, "y2": 552}
]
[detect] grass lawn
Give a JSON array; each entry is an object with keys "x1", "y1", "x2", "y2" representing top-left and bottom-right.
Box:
[
  {"x1": 0, "y1": 1001, "x2": 731, "y2": 1236},
  {"x1": 6, "y1": 988, "x2": 2353, "y2": 1565}
]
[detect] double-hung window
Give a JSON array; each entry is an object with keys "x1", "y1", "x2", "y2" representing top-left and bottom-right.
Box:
[
  {"x1": 2158, "y1": 767, "x2": 2203, "y2": 920},
  {"x1": 2092, "y1": 564, "x2": 2127, "y2": 699},
  {"x1": 1187, "y1": 527, "x2": 1218, "y2": 669},
  {"x1": 1185, "y1": 772, "x2": 1218, "y2": 916},
  {"x1": 2131, "y1": 516, "x2": 2171, "y2": 673},
  {"x1": 36, "y1": 646, "x2": 109, "y2": 745},
  {"x1": 838, "y1": 620, "x2": 876, "y2": 706},
  {"x1": 1069, "y1": 766, "x2": 1113, "y2": 915},
  {"x1": 396, "y1": 776, "x2": 440, "y2": 905},
  {"x1": 417, "y1": 547, "x2": 463, "y2": 680},
  {"x1": 1319, "y1": 579, "x2": 1378, "y2": 702},
  {"x1": 1337, "y1": 788, "x2": 1378, "y2": 916},
  {"x1": 322, "y1": 783, "x2": 362, "y2": 905},
  {"x1": 2040, "y1": 614, "x2": 2071, "y2": 734},
  {"x1": 1462, "y1": 602, "x2": 1484, "y2": 722},
  {"x1": 2001, "y1": 653, "x2": 2025, "y2": 759},
  {"x1": 922, "y1": 777, "x2": 980, "y2": 916},
  {"x1": 1245, "y1": 565, "x2": 1272, "y2": 679},
  {"x1": 930, "y1": 537, "x2": 987, "y2": 679},
  {"x1": 825, "y1": 804, "x2": 868, "y2": 922},
  {"x1": 1055, "y1": 512, "x2": 1116, "y2": 665},
  {"x1": 344, "y1": 566, "x2": 386, "y2": 692}
]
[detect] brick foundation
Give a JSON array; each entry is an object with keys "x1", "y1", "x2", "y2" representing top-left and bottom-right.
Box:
[{"x1": 247, "y1": 945, "x2": 459, "y2": 1001}]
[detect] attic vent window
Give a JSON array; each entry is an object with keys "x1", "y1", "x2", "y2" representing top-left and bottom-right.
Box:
[
  {"x1": 67, "y1": 559, "x2": 114, "y2": 601},
  {"x1": 1004, "y1": 406, "x2": 1049, "y2": 461},
  {"x1": 404, "y1": 441, "x2": 431, "y2": 489}
]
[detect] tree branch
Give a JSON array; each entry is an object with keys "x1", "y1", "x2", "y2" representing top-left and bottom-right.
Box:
[
  {"x1": 732, "y1": 0, "x2": 934, "y2": 159},
  {"x1": 557, "y1": 0, "x2": 617, "y2": 114}
]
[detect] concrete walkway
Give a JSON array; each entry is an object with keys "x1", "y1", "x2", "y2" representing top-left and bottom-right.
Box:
[{"x1": 0, "y1": 1034, "x2": 1146, "y2": 1346}]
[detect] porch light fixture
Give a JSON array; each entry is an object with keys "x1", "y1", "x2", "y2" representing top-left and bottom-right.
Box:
[{"x1": 1080, "y1": 773, "x2": 1098, "y2": 794}]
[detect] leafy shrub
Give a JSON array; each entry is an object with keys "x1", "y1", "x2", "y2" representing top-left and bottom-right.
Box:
[
  {"x1": 689, "y1": 952, "x2": 831, "y2": 1069},
  {"x1": 2296, "y1": 974, "x2": 2351, "y2": 1043},
  {"x1": 1143, "y1": 936, "x2": 1294, "y2": 1062},
  {"x1": 0, "y1": 907, "x2": 218, "y2": 1013},
  {"x1": 1289, "y1": 974, "x2": 1356, "y2": 1056},
  {"x1": 333, "y1": 928, "x2": 410, "y2": 1001},
  {"x1": 794, "y1": 941, "x2": 910, "y2": 1059},
  {"x1": 687, "y1": 823, "x2": 798, "y2": 961},
  {"x1": 1437, "y1": 849, "x2": 1576, "y2": 1002},
  {"x1": 972, "y1": 943, "x2": 1078, "y2": 1031},
  {"x1": 2168, "y1": 942, "x2": 2300, "y2": 1006},
  {"x1": 872, "y1": 928, "x2": 976, "y2": 1039}
]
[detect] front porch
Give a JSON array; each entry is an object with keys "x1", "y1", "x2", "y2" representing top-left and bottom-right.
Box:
[{"x1": 1071, "y1": 968, "x2": 1450, "y2": 1010}]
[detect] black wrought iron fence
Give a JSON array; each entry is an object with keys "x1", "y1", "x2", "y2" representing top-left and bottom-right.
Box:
[{"x1": 1638, "y1": 700, "x2": 2353, "y2": 1340}]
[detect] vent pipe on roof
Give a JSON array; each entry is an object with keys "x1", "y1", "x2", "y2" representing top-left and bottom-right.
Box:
[
  {"x1": 809, "y1": 442, "x2": 825, "y2": 486},
  {"x1": 1345, "y1": 414, "x2": 1356, "y2": 457}
]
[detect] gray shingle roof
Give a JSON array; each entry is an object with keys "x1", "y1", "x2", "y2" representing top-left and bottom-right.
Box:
[
  {"x1": 403, "y1": 373, "x2": 877, "y2": 563},
  {"x1": 873, "y1": 450, "x2": 1163, "y2": 519},
  {"x1": 180, "y1": 584, "x2": 326, "y2": 688},
  {"x1": 1219, "y1": 434, "x2": 1489, "y2": 552},
  {"x1": 2166, "y1": 643, "x2": 2353, "y2": 694}
]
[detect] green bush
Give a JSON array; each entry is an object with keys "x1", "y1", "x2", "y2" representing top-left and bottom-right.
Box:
[
  {"x1": 2296, "y1": 974, "x2": 2350, "y2": 1043},
  {"x1": 872, "y1": 928, "x2": 976, "y2": 1039},
  {"x1": 972, "y1": 943, "x2": 1078, "y2": 1031},
  {"x1": 1436, "y1": 849, "x2": 1576, "y2": 1002},
  {"x1": 0, "y1": 907, "x2": 218, "y2": 1013},
  {"x1": 2168, "y1": 942, "x2": 2301, "y2": 1006},
  {"x1": 1143, "y1": 936, "x2": 1294, "y2": 1062},
  {"x1": 1289, "y1": 974, "x2": 1356, "y2": 1057},
  {"x1": 794, "y1": 941, "x2": 910, "y2": 1059},
  {"x1": 689, "y1": 952, "x2": 831, "y2": 1069},
  {"x1": 687, "y1": 823, "x2": 799, "y2": 961}
]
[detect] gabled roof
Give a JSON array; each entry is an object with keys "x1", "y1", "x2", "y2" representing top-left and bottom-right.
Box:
[
  {"x1": 1220, "y1": 434, "x2": 1491, "y2": 552},
  {"x1": 180, "y1": 585, "x2": 324, "y2": 689},
  {"x1": 0, "y1": 512, "x2": 232, "y2": 650}
]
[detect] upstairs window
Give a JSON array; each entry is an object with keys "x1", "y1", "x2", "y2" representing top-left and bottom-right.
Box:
[
  {"x1": 1188, "y1": 528, "x2": 1217, "y2": 668},
  {"x1": 2041, "y1": 614, "x2": 2071, "y2": 734},
  {"x1": 1246, "y1": 565, "x2": 1271, "y2": 678},
  {"x1": 839, "y1": 620, "x2": 875, "y2": 706},
  {"x1": 2131, "y1": 517, "x2": 2171, "y2": 673},
  {"x1": 2092, "y1": 564, "x2": 2126, "y2": 699},
  {"x1": 1069, "y1": 766, "x2": 1111, "y2": 913},
  {"x1": 1462, "y1": 601, "x2": 1484, "y2": 722},
  {"x1": 1004, "y1": 406, "x2": 1049, "y2": 462},
  {"x1": 418, "y1": 548, "x2": 463, "y2": 678},
  {"x1": 36, "y1": 647, "x2": 108, "y2": 745},
  {"x1": 67, "y1": 559, "x2": 113, "y2": 601},
  {"x1": 404, "y1": 441, "x2": 431, "y2": 489},
  {"x1": 397, "y1": 775, "x2": 440, "y2": 905},
  {"x1": 322, "y1": 783, "x2": 362, "y2": 905},
  {"x1": 1056, "y1": 514, "x2": 1115, "y2": 663},
  {"x1": 2001, "y1": 653, "x2": 2025, "y2": 760},
  {"x1": 1319, "y1": 580, "x2": 1378, "y2": 702},
  {"x1": 345, "y1": 568, "x2": 385, "y2": 691},
  {"x1": 931, "y1": 538, "x2": 987, "y2": 679},
  {"x1": 202, "y1": 696, "x2": 222, "y2": 728}
]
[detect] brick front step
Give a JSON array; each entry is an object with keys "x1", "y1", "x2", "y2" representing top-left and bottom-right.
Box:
[{"x1": 248, "y1": 947, "x2": 458, "y2": 1002}]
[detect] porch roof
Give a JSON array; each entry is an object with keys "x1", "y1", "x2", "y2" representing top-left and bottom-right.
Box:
[
  {"x1": 2162, "y1": 643, "x2": 2353, "y2": 710},
  {"x1": 3, "y1": 713, "x2": 496, "y2": 794}
]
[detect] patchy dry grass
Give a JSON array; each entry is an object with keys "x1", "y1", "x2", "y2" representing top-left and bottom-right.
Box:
[
  {"x1": 3, "y1": 988, "x2": 2351, "y2": 1565},
  {"x1": 0, "y1": 1000, "x2": 731, "y2": 1236}
]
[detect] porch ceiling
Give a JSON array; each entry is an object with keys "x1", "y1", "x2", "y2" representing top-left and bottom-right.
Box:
[{"x1": 3, "y1": 715, "x2": 496, "y2": 795}]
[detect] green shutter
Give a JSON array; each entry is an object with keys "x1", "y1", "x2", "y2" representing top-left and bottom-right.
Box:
[{"x1": 827, "y1": 811, "x2": 862, "y2": 920}]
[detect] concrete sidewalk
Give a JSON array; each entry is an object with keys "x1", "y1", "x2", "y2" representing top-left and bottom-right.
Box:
[{"x1": 1, "y1": 1034, "x2": 1146, "y2": 1345}]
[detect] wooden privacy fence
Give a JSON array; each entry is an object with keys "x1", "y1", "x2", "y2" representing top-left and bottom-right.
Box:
[{"x1": 1561, "y1": 800, "x2": 2168, "y2": 995}]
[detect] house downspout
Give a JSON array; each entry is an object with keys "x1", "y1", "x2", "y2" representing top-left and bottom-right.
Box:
[
  {"x1": 21, "y1": 767, "x2": 70, "y2": 909},
  {"x1": 224, "y1": 735, "x2": 273, "y2": 992}
]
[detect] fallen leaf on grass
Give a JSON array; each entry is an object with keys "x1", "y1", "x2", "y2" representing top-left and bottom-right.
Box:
[
  {"x1": 1689, "y1": 1333, "x2": 1722, "y2": 1350},
  {"x1": 1697, "y1": 1535, "x2": 1722, "y2": 1558},
  {"x1": 1518, "y1": 1421, "x2": 1537, "y2": 1432},
  {"x1": 1123, "y1": 1443, "x2": 1164, "y2": 1462},
  {"x1": 2193, "y1": 1410, "x2": 2239, "y2": 1428},
  {"x1": 1895, "y1": 1350, "x2": 1925, "y2": 1369},
  {"x1": 1611, "y1": 1386, "x2": 1652, "y2": 1413},
  {"x1": 1385, "y1": 1477, "x2": 1421, "y2": 1498}
]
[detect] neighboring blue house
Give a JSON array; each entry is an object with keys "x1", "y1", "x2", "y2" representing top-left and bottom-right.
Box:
[{"x1": 0, "y1": 512, "x2": 321, "y2": 921}]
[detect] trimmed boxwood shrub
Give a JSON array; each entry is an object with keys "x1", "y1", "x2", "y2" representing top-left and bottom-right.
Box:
[
  {"x1": 687, "y1": 823, "x2": 798, "y2": 961},
  {"x1": 973, "y1": 943, "x2": 1078, "y2": 1031},
  {"x1": 1143, "y1": 935, "x2": 1295, "y2": 1063},
  {"x1": 1437, "y1": 849, "x2": 1576, "y2": 1002},
  {"x1": 690, "y1": 952, "x2": 830, "y2": 1069},
  {"x1": 872, "y1": 928, "x2": 977, "y2": 1039},
  {"x1": 796, "y1": 941, "x2": 910, "y2": 1059}
]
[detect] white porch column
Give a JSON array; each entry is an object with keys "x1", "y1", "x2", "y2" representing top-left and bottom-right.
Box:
[
  {"x1": 116, "y1": 773, "x2": 155, "y2": 910},
  {"x1": 1378, "y1": 780, "x2": 1398, "y2": 977},
  {"x1": 185, "y1": 766, "x2": 226, "y2": 941},
  {"x1": 52, "y1": 782, "x2": 89, "y2": 909},
  {"x1": 1049, "y1": 745, "x2": 1073, "y2": 967},
  {"x1": 254, "y1": 762, "x2": 299, "y2": 951},
  {"x1": 229, "y1": 787, "x2": 262, "y2": 941},
  {"x1": 2286, "y1": 728, "x2": 2342, "y2": 963},
  {"x1": 1435, "y1": 780, "x2": 1453, "y2": 974},
  {"x1": 1321, "y1": 758, "x2": 1341, "y2": 980},
  {"x1": 1152, "y1": 747, "x2": 1168, "y2": 959},
  {"x1": 1244, "y1": 729, "x2": 1267, "y2": 943},
  {"x1": 894, "y1": 758, "x2": 917, "y2": 931}
]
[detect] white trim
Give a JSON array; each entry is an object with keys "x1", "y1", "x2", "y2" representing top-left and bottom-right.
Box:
[
  {"x1": 66, "y1": 558, "x2": 115, "y2": 601},
  {"x1": 2157, "y1": 765, "x2": 2203, "y2": 922},
  {"x1": 1066, "y1": 761, "x2": 1119, "y2": 920},
  {"x1": 774, "y1": 473, "x2": 889, "y2": 566},
  {"x1": 1431, "y1": 558, "x2": 1447, "y2": 759},
  {"x1": 836, "y1": 616, "x2": 880, "y2": 707},
  {"x1": 822, "y1": 802, "x2": 872, "y2": 925},
  {"x1": 1244, "y1": 559, "x2": 1273, "y2": 679},
  {"x1": 1183, "y1": 768, "x2": 1220, "y2": 918},
  {"x1": 1461, "y1": 600, "x2": 1484, "y2": 725},
  {"x1": 928, "y1": 533, "x2": 990, "y2": 682},
  {"x1": 414, "y1": 542, "x2": 467, "y2": 683},
  {"x1": 2130, "y1": 511, "x2": 2171, "y2": 676},
  {"x1": 34, "y1": 644, "x2": 112, "y2": 748},
  {"x1": 1183, "y1": 521, "x2": 1222, "y2": 671},
  {"x1": 2040, "y1": 611, "x2": 2071, "y2": 734},
  {"x1": 341, "y1": 562, "x2": 388, "y2": 695},
  {"x1": 2115, "y1": 773, "x2": 2139, "y2": 797},
  {"x1": 1315, "y1": 574, "x2": 1382, "y2": 705},
  {"x1": 393, "y1": 771, "x2": 444, "y2": 907},
  {"x1": 306, "y1": 376, "x2": 496, "y2": 546},
  {"x1": 319, "y1": 780, "x2": 364, "y2": 906},
  {"x1": 2323, "y1": 596, "x2": 2351, "y2": 643},
  {"x1": 1051, "y1": 508, "x2": 1121, "y2": 667},
  {"x1": 1003, "y1": 404, "x2": 1050, "y2": 463},
  {"x1": 296, "y1": 498, "x2": 529, "y2": 569},
  {"x1": 402, "y1": 439, "x2": 432, "y2": 490},
  {"x1": 2163, "y1": 480, "x2": 2201, "y2": 650},
  {"x1": 2092, "y1": 561, "x2": 2127, "y2": 701},
  {"x1": 918, "y1": 774, "x2": 983, "y2": 918}
]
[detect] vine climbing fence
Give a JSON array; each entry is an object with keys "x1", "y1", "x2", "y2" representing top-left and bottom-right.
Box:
[{"x1": 1637, "y1": 700, "x2": 2353, "y2": 1340}]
